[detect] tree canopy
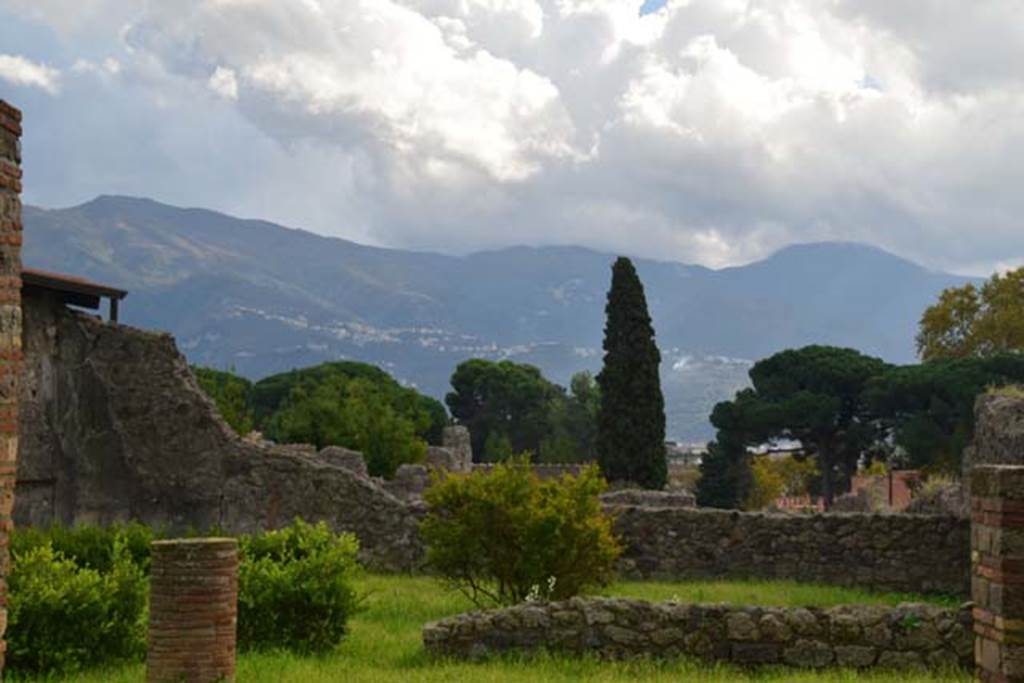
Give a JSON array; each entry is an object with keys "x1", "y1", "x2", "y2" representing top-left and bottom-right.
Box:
[
  {"x1": 445, "y1": 360, "x2": 599, "y2": 463},
  {"x1": 917, "y1": 267, "x2": 1024, "y2": 360},
  {"x1": 253, "y1": 361, "x2": 447, "y2": 445},
  {"x1": 193, "y1": 360, "x2": 447, "y2": 478},
  {"x1": 596, "y1": 257, "x2": 667, "y2": 489},
  {"x1": 193, "y1": 367, "x2": 255, "y2": 435},
  {"x1": 697, "y1": 346, "x2": 890, "y2": 508},
  {"x1": 697, "y1": 344, "x2": 1024, "y2": 509}
]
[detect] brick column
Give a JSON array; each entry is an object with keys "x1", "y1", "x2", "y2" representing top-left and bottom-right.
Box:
[
  {"x1": 0, "y1": 99, "x2": 23, "y2": 677},
  {"x1": 972, "y1": 465, "x2": 1024, "y2": 682},
  {"x1": 147, "y1": 538, "x2": 239, "y2": 683}
]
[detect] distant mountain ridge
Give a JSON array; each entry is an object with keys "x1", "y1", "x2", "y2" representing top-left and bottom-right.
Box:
[{"x1": 22, "y1": 196, "x2": 977, "y2": 441}]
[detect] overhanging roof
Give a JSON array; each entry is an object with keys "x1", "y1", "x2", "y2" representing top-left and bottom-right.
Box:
[{"x1": 22, "y1": 267, "x2": 128, "y2": 319}]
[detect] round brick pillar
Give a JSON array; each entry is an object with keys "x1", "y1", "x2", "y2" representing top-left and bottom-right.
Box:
[{"x1": 147, "y1": 538, "x2": 239, "y2": 683}]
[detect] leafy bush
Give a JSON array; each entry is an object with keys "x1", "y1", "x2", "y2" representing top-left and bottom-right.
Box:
[
  {"x1": 421, "y1": 457, "x2": 621, "y2": 607},
  {"x1": 6, "y1": 519, "x2": 362, "y2": 674},
  {"x1": 7, "y1": 543, "x2": 148, "y2": 676},
  {"x1": 237, "y1": 519, "x2": 362, "y2": 653},
  {"x1": 11, "y1": 522, "x2": 154, "y2": 574}
]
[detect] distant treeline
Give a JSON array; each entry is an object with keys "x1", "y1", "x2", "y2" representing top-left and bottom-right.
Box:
[{"x1": 195, "y1": 356, "x2": 605, "y2": 477}]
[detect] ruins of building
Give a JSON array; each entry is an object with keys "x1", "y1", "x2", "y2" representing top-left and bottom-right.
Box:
[{"x1": 14, "y1": 277, "x2": 469, "y2": 570}]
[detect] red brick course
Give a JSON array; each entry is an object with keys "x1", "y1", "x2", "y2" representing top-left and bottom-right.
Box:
[
  {"x1": 0, "y1": 98, "x2": 21, "y2": 678},
  {"x1": 147, "y1": 538, "x2": 239, "y2": 683},
  {"x1": 974, "y1": 465, "x2": 1024, "y2": 682}
]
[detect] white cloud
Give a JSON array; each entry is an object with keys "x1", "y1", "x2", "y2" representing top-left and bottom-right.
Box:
[
  {"x1": 207, "y1": 66, "x2": 238, "y2": 100},
  {"x1": 5, "y1": 0, "x2": 1024, "y2": 274},
  {"x1": 0, "y1": 53, "x2": 60, "y2": 94}
]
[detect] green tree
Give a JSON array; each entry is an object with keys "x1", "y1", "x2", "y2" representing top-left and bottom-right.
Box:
[
  {"x1": 864, "y1": 354, "x2": 1024, "y2": 473},
  {"x1": 193, "y1": 366, "x2": 255, "y2": 435},
  {"x1": 254, "y1": 361, "x2": 447, "y2": 445},
  {"x1": 706, "y1": 346, "x2": 890, "y2": 508},
  {"x1": 446, "y1": 359, "x2": 564, "y2": 460},
  {"x1": 694, "y1": 438, "x2": 751, "y2": 509},
  {"x1": 917, "y1": 268, "x2": 1024, "y2": 360},
  {"x1": 596, "y1": 257, "x2": 667, "y2": 489},
  {"x1": 565, "y1": 371, "x2": 600, "y2": 461},
  {"x1": 266, "y1": 377, "x2": 427, "y2": 478}
]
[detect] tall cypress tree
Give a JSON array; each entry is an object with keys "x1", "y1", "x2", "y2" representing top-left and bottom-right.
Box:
[{"x1": 596, "y1": 257, "x2": 667, "y2": 489}]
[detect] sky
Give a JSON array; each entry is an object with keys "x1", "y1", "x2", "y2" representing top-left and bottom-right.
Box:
[{"x1": 1, "y1": 0, "x2": 1023, "y2": 276}]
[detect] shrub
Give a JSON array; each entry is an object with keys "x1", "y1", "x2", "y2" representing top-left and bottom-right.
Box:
[
  {"x1": 11, "y1": 522, "x2": 154, "y2": 574},
  {"x1": 7, "y1": 543, "x2": 147, "y2": 676},
  {"x1": 421, "y1": 456, "x2": 622, "y2": 607},
  {"x1": 237, "y1": 519, "x2": 362, "y2": 653}
]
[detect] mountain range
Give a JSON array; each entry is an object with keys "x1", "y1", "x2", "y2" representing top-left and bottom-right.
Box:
[{"x1": 22, "y1": 196, "x2": 976, "y2": 441}]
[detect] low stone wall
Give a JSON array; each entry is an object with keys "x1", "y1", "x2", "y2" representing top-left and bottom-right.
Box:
[
  {"x1": 424, "y1": 598, "x2": 973, "y2": 669},
  {"x1": 611, "y1": 506, "x2": 970, "y2": 595}
]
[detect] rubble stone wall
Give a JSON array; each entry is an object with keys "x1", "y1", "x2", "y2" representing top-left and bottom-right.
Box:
[
  {"x1": 612, "y1": 506, "x2": 970, "y2": 595},
  {"x1": 423, "y1": 598, "x2": 973, "y2": 670}
]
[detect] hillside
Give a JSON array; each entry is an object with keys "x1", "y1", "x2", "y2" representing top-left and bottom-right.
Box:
[{"x1": 22, "y1": 196, "x2": 975, "y2": 440}]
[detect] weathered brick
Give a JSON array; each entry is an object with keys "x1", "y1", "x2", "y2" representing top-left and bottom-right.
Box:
[
  {"x1": 147, "y1": 538, "x2": 238, "y2": 683},
  {"x1": 0, "y1": 98, "x2": 21, "y2": 682}
]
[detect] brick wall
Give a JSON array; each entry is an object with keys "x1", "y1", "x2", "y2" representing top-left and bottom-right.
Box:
[
  {"x1": 971, "y1": 465, "x2": 1024, "y2": 682},
  {"x1": 0, "y1": 99, "x2": 22, "y2": 676},
  {"x1": 147, "y1": 538, "x2": 239, "y2": 682}
]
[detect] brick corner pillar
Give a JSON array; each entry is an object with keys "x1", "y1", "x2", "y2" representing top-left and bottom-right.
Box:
[
  {"x1": 147, "y1": 538, "x2": 239, "y2": 683},
  {"x1": 972, "y1": 465, "x2": 1024, "y2": 682},
  {"x1": 0, "y1": 98, "x2": 23, "y2": 677}
]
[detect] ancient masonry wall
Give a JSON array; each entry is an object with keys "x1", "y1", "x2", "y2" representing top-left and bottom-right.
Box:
[
  {"x1": 15, "y1": 294, "x2": 425, "y2": 571},
  {"x1": 423, "y1": 598, "x2": 973, "y2": 670},
  {"x1": 0, "y1": 99, "x2": 22, "y2": 676},
  {"x1": 972, "y1": 465, "x2": 1024, "y2": 682},
  {"x1": 612, "y1": 506, "x2": 970, "y2": 595}
]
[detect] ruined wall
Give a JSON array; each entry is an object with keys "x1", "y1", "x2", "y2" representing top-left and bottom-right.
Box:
[
  {"x1": 0, "y1": 99, "x2": 22, "y2": 675},
  {"x1": 612, "y1": 506, "x2": 970, "y2": 595},
  {"x1": 972, "y1": 391, "x2": 1024, "y2": 468},
  {"x1": 14, "y1": 293, "x2": 423, "y2": 570},
  {"x1": 424, "y1": 598, "x2": 973, "y2": 670},
  {"x1": 14, "y1": 291, "x2": 977, "y2": 590}
]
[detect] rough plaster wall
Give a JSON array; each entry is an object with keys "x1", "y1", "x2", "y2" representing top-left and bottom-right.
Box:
[{"x1": 15, "y1": 295, "x2": 424, "y2": 570}]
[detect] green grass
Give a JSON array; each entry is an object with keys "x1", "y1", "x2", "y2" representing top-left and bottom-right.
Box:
[{"x1": 47, "y1": 575, "x2": 968, "y2": 683}]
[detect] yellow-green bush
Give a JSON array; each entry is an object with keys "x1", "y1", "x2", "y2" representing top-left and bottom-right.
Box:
[{"x1": 421, "y1": 457, "x2": 621, "y2": 607}]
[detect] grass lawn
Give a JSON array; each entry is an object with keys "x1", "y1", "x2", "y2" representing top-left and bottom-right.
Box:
[{"x1": 51, "y1": 574, "x2": 968, "y2": 683}]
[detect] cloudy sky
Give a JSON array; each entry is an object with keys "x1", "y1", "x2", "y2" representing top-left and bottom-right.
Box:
[{"x1": 1, "y1": 0, "x2": 1022, "y2": 275}]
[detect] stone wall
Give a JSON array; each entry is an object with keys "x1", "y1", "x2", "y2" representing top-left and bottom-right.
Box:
[
  {"x1": 971, "y1": 392, "x2": 1024, "y2": 469},
  {"x1": 611, "y1": 506, "x2": 970, "y2": 595},
  {"x1": 14, "y1": 291, "x2": 976, "y2": 591},
  {"x1": 0, "y1": 99, "x2": 23, "y2": 676},
  {"x1": 423, "y1": 598, "x2": 973, "y2": 670},
  {"x1": 14, "y1": 293, "x2": 424, "y2": 570}
]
